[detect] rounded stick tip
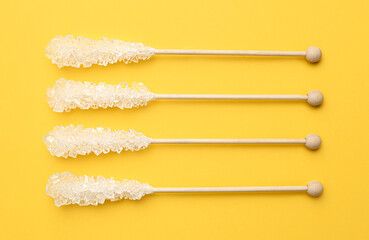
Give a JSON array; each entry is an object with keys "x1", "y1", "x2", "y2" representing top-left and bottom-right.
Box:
[
  {"x1": 305, "y1": 46, "x2": 322, "y2": 63},
  {"x1": 305, "y1": 134, "x2": 322, "y2": 150},
  {"x1": 307, "y1": 90, "x2": 324, "y2": 106},
  {"x1": 307, "y1": 181, "x2": 324, "y2": 197}
]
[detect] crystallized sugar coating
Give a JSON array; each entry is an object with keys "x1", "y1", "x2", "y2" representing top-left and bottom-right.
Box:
[
  {"x1": 45, "y1": 35, "x2": 155, "y2": 68},
  {"x1": 46, "y1": 172, "x2": 154, "y2": 207},
  {"x1": 43, "y1": 125, "x2": 151, "y2": 158},
  {"x1": 47, "y1": 78, "x2": 155, "y2": 112}
]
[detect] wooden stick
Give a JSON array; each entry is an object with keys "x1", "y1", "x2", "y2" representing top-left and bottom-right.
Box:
[
  {"x1": 151, "y1": 134, "x2": 322, "y2": 150},
  {"x1": 151, "y1": 139, "x2": 306, "y2": 144},
  {"x1": 155, "y1": 94, "x2": 308, "y2": 100},
  {"x1": 154, "y1": 46, "x2": 322, "y2": 63},
  {"x1": 155, "y1": 49, "x2": 306, "y2": 57},
  {"x1": 154, "y1": 90, "x2": 323, "y2": 107},
  {"x1": 154, "y1": 181, "x2": 324, "y2": 197},
  {"x1": 154, "y1": 186, "x2": 308, "y2": 193}
]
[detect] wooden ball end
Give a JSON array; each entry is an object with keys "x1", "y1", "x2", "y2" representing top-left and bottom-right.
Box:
[
  {"x1": 305, "y1": 46, "x2": 322, "y2": 63},
  {"x1": 305, "y1": 134, "x2": 321, "y2": 150},
  {"x1": 307, "y1": 181, "x2": 324, "y2": 197},
  {"x1": 307, "y1": 90, "x2": 324, "y2": 106}
]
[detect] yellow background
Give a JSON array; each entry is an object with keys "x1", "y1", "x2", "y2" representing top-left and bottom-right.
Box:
[{"x1": 0, "y1": 0, "x2": 368, "y2": 239}]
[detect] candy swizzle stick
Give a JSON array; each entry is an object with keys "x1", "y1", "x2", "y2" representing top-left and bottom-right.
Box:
[
  {"x1": 45, "y1": 36, "x2": 322, "y2": 68},
  {"x1": 47, "y1": 79, "x2": 324, "y2": 112},
  {"x1": 46, "y1": 172, "x2": 324, "y2": 207},
  {"x1": 43, "y1": 125, "x2": 322, "y2": 158}
]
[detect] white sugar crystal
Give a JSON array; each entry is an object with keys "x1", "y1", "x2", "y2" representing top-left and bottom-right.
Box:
[
  {"x1": 43, "y1": 125, "x2": 151, "y2": 158},
  {"x1": 47, "y1": 78, "x2": 155, "y2": 112},
  {"x1": 46, "y1": 172, "x2": 154, "y2": 207},
  {"x1": 45, "y1": 35, "x2": 155, "y2": 68}
]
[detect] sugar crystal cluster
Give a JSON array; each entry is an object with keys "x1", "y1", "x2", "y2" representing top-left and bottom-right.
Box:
[
  {"x1": 46, "y1": 172, "x2": 154, "y2": 207},
  {"x1": 47, "y1": 78, "x2": 155, "y2": 112},
  {"x1": 43, "y1": 125, "x2": 151, "y2": 158},
  {"x1": 45, "y1": 35, "x2": 155, "y2": 68}
]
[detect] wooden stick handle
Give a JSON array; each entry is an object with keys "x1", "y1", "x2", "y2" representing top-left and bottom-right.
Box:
[
  {"x1": 154, "y1": 181, "x2": 324, "y2": 197},
  {"x1": 151, "y1": 139, "x2": 306, "y2": 144},
  {"x1": 154, "y1": 94, "x2": 308, "y2": 100},
  {"x1": 154, "y1": 186, "x2": 308, "y2": 193},
  {"x1": 150, "y1": 134, "x2": 321, "y2": 150},
  {"x1": 154, "y1": 46, "x2": 321, "y2": 63},
  {"x1": 154, "y1": 90, "x2": 324, "y2": 107},
  {"x1": 155, "y1": 49, "x2": 306, "y2": 56}
]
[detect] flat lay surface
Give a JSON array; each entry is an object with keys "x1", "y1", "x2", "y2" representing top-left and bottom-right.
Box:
[{"x1": 0, "y1": 0, "x2": 368, "y2": 239}]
